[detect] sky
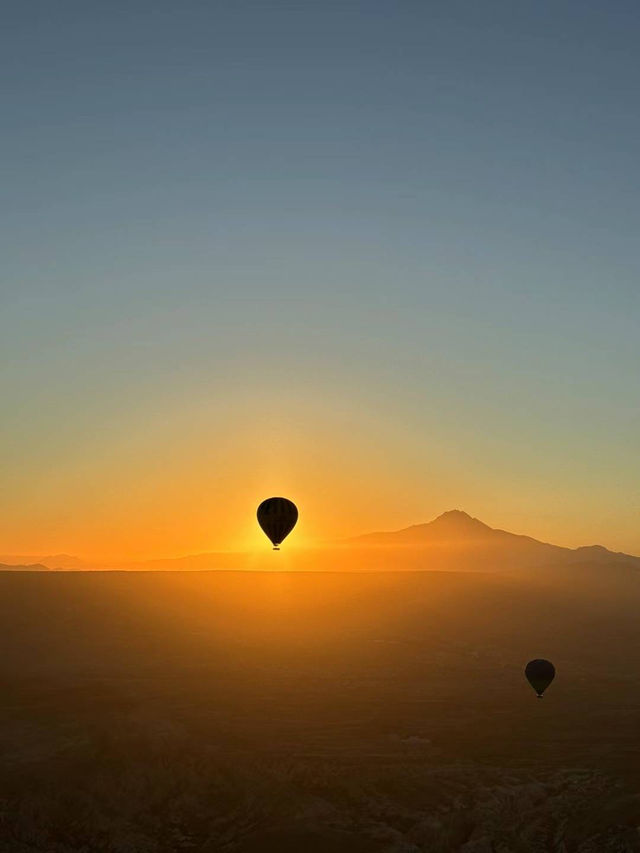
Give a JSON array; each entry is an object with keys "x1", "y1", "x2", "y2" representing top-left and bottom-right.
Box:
[{"x1": 2, "y1": 1, "x2": 639, "y2": 559}]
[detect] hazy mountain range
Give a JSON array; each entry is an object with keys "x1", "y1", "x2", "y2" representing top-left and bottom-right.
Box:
[
  {"x1": 2, "y1": 510, "x2": 639, "y2": 573},
  {"x1": 344, "y1": 509, "x2": 640, "y2": 573}
]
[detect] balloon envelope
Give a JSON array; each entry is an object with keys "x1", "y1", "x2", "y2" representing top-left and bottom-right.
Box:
[
  {"x1": 257, "y1": 497, "x2": 298, "y2": 549},
  {"x1": 525, "y1": 659, "x2": 556, "y2": 697}
]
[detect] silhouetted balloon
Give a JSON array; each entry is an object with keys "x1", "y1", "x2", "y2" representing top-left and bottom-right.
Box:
[
  {"x1": 525, "y1": 659, "x2": 556, "y2": 698},
  {"x1": 257, "y1": 497, "x2": 298, "y2": 550}
]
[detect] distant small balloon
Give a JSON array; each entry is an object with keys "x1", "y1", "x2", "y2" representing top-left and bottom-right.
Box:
[
  {"x1": 525, "y1": 659, "x2": 556, "y2": 698},
  {"x1": 257, "y1": 497, "x2": 298, "y2": 550}
]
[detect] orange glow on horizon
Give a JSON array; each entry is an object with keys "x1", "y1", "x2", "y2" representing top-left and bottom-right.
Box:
[{"x1": 2, "y1": 387, "x2": 640, "y2": 562}]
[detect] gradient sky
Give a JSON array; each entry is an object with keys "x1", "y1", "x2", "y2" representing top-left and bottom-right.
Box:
[{"x1": 2, "y1": 1, "x2": 639, "y2": 559}]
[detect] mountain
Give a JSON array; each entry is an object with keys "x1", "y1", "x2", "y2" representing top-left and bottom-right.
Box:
[
  {"x1": 126, "y1": 512, "x2": 640, "y2": 574},
  {"x1": 2, "y1": 511, "x2": 638, "y2": 574},
  {"x1": 352, "y1": 510, "x2": 514, "y2": 544},
  {"x1": 0, "y1": 562, "x2": 51, "y2": 572},
  {"x1": 344, "y1": 509, "x2": 640, "y2": 573},
  {"x1": 0, "y1": 554, "x2": 86, "y2": 570}
]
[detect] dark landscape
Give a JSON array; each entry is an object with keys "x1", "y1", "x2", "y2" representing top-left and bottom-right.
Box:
[{"x1": 2, "y1": 516, "x2": 640, "y2": 851}]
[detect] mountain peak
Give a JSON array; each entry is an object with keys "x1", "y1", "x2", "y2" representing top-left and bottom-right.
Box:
[
  {"x1": 429, "y1": 510, "x2": 492, "y2": 533},
  {"x1": 433, "y1": 509, "x2": 477, "y2": 522},
  {"x1": 351, "y1": 509, "x2": 497, "y2": 546}
]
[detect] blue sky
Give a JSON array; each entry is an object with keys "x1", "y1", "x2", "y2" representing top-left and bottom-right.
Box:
[{"x1": 2, "y1": 1, "x2": 639, "y2": 556}]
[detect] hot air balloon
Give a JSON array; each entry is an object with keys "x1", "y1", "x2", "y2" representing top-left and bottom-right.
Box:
[
  {"x1": 257, "y1": 497, "x2": 298, "y2": 550},
  {"x1": 525, "y1": 659, "x2": 555, "y2": 698}
]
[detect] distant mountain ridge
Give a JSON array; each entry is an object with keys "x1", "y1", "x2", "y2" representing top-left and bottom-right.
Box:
[
  {"x1": 348, "y1": 509, "x2": 640, "y2": 572},
  {"x1": 0, "y1": 562, "x2": 50, "y2": 572},
  {"x1": 0, "y1": 554, "x2": 83, "y2": 570},
  {"x1": 2, "y1": 510, "x2": 638, "y2": 573},
  {"x1": 353, "y1": 510, "x2": 511, "y2": 543}
]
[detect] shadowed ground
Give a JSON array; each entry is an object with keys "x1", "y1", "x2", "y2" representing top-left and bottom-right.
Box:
[{"x1": 0, "y1": 568, "x2": 639, "y2": 851}]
